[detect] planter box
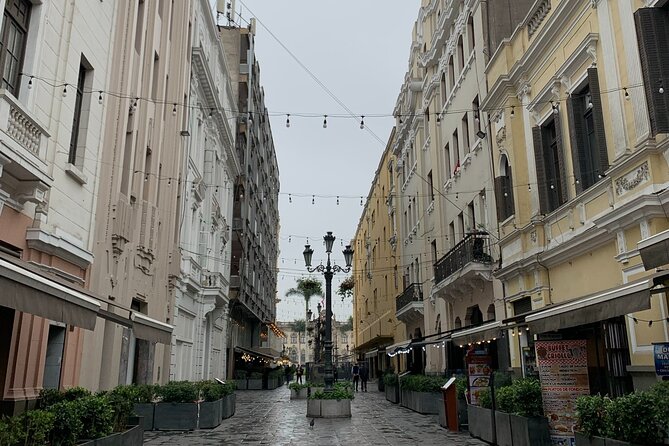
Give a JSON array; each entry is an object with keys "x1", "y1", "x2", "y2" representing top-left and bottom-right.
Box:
[
  {"x1": 457, "y1": 397, "x2": 468, "y2": 428},
  {"x1": 235, "y1": 379, "x2": 247, "y2": 390},
  {"x1": 400, "y1": 388, "x2": 411, "y2": 408},
  {"x1": 509, "y1": 414, "x2": 551, "y2": 446},
  {"x1": 79, "y1": 424, "x2": 144, "y2": 446},
  {"x1": 306, "y1": 399, "x2": 351, "y2": 418},
  {"x1": 290, "y1": 388, "x2": 308, "y2": 399},
  {"x1": 133, "y1": 403, "x2": 154, "y2": 431},
  {"x1": 409, "y1": 391, "x2": 439, "y2": 414},
  {"x1": 467, "y1": 404, "x2": 494, "y2": 443},
  {"x1": 154, "y1": 402, "x2": 198, "y2": 431},
  {"x1": 247, "y1": 378, "x2": 263, "y2": 390},
  {"x1": 385, "y1": 385, "x2": 399, "y2": 404},
  {"x1": 267, "y1": 377, "x2": 280, "y2": 389},
  {"x1": 495, "y1": 411, "x2": 513, "y2": 446},
  {"x1": 222, "y1": 394, "x2": 236, "y2": 419},
  {"x1": 199, "y1": 399, "x2": 223, "y2": 429},
  {"x1": 574, "y1": 432, "x2": 650, "y2": 446}
]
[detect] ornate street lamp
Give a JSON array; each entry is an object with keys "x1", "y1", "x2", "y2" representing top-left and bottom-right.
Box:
[{"x1": 303, "y1": 232, "x2": 354, "y2": 392}]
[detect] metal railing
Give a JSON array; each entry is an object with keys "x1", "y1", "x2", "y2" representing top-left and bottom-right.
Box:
[
  {"x1": 396, "y1": 283, "x2": 423, "y2": 312},
  {"x1": 434, "y1": 232, "x2": 493, "y2": 285}
]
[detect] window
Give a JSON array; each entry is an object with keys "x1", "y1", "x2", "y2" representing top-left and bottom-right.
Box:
[
  {"x1": 448, "y1": 56, "x2": 455, "y2": 90},
  {"x1": 457, "y1": 35, "x2": 464, "y2": 72},
  {"x1": 533, "y1": 115, "x2": 567, "y2": 214},
  {"x1": 457, "y1": 212, "x2": 464, "y2": 242},
  {"x1": 444, "y1": 143, "x2": 451, "y2": 179},
  {"x1": 449, "y1": 222, "x2": 455, "y2": 249},
  {"x1": 0, "y1": 0, "x2": 30, "y2": 95},
  {"x1": 634, "y1": 5, "x2": 669, "y2": 135},
  {"x1": 441, "y1": 73, "x2": 447, "y2": 105},
  {"x1": 462, "y1": 113, "x2": 470, "y2": 153},
  {"x1": 566, "y1": 68, "x2": 609, "y2": 192},
  {"x1": 472, "y1": 96, "x2": 481, "y2": 134},
  {"x1": 291, "y1": 334, "x2": 297, "y2": 344},
  {"x1": 69, "y1": 61, "x2": 88, "y2": 165},
  {"x1": 453, "y1": 129, "x2": 460, "y2": 165},
  {"x1": 467, "y1": 15, "x2": 475, "y2": 54},
  {"x1": 431, "y1": 240, "x2": 438, "y2": 265},
  {"x1": 427, "y1": 170, "x2": 434, "y2": 202},
  {"x1": 467, "y1": 201, "x2": 475, "y2": 232},
  {"x1": 494, "y1": 154, "x2": 515, "y2": 221}
]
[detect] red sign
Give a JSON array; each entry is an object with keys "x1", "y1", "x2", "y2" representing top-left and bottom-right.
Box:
[{"x1": 465, "y1": 348, "x2": 492, "y2": 406}]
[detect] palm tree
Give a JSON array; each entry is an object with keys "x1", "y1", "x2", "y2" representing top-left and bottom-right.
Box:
[
  {"x1": 291, "y1": 319, "x2": 306, "y2": 333},
  {"x1": 286, "y1": 277, "x2": 323, "y2": 363}
]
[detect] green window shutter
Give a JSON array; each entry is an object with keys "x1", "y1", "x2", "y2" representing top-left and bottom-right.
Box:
[
  {"x1": 587, "y1": 68, "x2": 609, "y2": 174},
  {"x1": 634, "y1": 8, "x2": 669, "y2": 135},
  {"x1": 553, "y1": 113, "x2": 569, "y2": 205},
  {"x1": 494, "y1": 176, "x2": 506, "y2": 222},
  {"x1": 566, "y1": 94, "x2": 586, "y2": 194},
  {"x1": 504, "y1": 168, "x2": 515, "y2": 220},
  {"x1": 532, "y1": 126, "x2": 549, "y2": 214}
]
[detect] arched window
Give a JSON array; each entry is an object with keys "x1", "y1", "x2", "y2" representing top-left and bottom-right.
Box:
[
  {"x1": 448, "y1": 56, "x2": 455, "y2": 90},
  {"x1": 457, "y1": 35, "x2": 465, "y2": 72},
  {"x1": 454, "y1": 317, "x2": 462, "y2": 329},
  {"x1": 441, "y1": 73, "x2": 447, "y2": 105},
  {"x1": 467, "y1": 15, "x2": 475, "y2": 54},
  {"x1": 466, "y1": 305, "x2": 483, "y2": 326},
  {"x1": 494, "y1": 154, "x2": 515, "y2": 221},
  {"x1": 487, "y1": 304, "x2": 496, "y2": 321}
]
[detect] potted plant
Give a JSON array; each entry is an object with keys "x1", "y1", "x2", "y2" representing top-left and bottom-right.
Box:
[
  {"x1": 247, "y1": 371, "x2": 263, "y2": 390},
  {"x1": 289, "y1": 382, "x2": 309, "y2": 399},
  {"x1": 220, "y1": 381, "x2": 237, "y2": 420},
  {"x1": 399, "y1": 375, "x2": 446, "y2": 414},
  {"x1": 234, "y1": 370, "x2": 248, "y2": 390},
  {"x1": 307, "y1": 382, "x2": 353, "y2": 418},
  {"x1": 154, "y1": 381, "x2": 199, "y2": 431},
  {"x1": 198, "y1": 381, "x2": 224, "y2": 429},
  {"x1": 384, "y1": 374, "x2": 399, "y2": 404}
]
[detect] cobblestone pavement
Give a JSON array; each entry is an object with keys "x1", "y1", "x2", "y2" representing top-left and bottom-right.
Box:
[{"x1": 143, "y1": 383, "x2": 487, "y2": 446}]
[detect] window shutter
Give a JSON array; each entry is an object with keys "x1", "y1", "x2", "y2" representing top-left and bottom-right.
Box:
[
  {"x1": 505, "y1": 168, "x2": 515, "y2": 219},
  {"x1": 566, "y1": 94, "x2": 586, "y2": 194},
  {"x1": 494, "y1": 176, "x2": 506, "y2": 222},
  {"x1": 532, "y1": 126, "x2": 549, "y2": 214},
  {"x1": 553, "y1": 113, "x2": 569, "y2": 205},
  {"x1": 587, "y1": 68, "x2": 609, "y2": 173},
  {"x1": 634, "y1": 8, "x2": 669, "y2": 135}
]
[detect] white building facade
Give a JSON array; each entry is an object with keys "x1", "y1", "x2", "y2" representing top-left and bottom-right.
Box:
[{"x1": 170, "y1": 0, "x2": 240, "y2": 382}]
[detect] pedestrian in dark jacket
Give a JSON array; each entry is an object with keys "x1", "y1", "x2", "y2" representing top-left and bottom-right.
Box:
[
  {"x1": 360, "y1": 364, "x2": 369, "y2": 392},
  {"x1": 351, "y1": 364, "x2": 360, "y2": 391}
]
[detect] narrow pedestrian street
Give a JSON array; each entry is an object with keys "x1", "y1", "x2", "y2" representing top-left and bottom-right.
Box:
[{"x1": 143, "y1": 384, "x2": 486, "y2": 446}]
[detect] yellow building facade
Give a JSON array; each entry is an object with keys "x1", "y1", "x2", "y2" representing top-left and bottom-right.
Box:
[
  {"x1": 483, "y1": 0, "x2": 669, "y2": 393},
  {"x1": 353, "y1": 129, "x2": 405, "y2": 377}
]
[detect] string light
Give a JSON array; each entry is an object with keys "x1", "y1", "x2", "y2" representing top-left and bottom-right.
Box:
[
  {"x1": 172, "y1": 104, "x2": 177, "y2": 116},
  {"x1": 28, "y1": 76, "x2": 33, "y2": 89},
  {"x1": 659, "y1": 80, "x2": 664, "y2": 94},
  {"x1": 98, "y1": 91, "x2": 103, "y2": 104},
  {"x1": 551, "y1": 101, "x2": 558, "y2": 115},
  {"x1": 336, "y1": 196, "x2": 340, "y2": 205},
  {"x1": 286, "y1": 114, "x2": 290, "y2": 128},
  {"x1": 624, "y1": 88, "x2": 630, "y2": 100},
  {"x1": 323, "y1": 115, "x2": 328, "y2": 128},
  {"x1": 62, "y1": 84, "x2": 68, "y2": 97},
  {"x1": 510, "y1": 106, "x2": 515, "y2": 118},
  {"x1": 289, "y1": 194, "x2": 292, "y2": 203},
  {"x1": 360, "y1": 115, "x2": 365, "y2": 130},
  {"x1": 312, "y1": 195, "x2": 315, "y2": 205}
]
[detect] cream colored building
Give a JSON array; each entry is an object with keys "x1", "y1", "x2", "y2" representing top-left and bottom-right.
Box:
[
  {"x1": 483, "y1": 0, "x2": 669, "y2": 394},
  {"x1": 170, "y1": 0, "x2": 240, "y2": 382},
  {"x1": 353, "y1": 129, "x2": 404, "y2": 376},
  {"x1": 81, "y1": 0, "x2": 192, "y2": 389}
]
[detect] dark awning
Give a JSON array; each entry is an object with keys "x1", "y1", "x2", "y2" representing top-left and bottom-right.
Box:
[
  {"x1": 451, "y1": 321, "x2": 503, "y2": 346},
  {"x1": 131, "y1": 312, "x2": 173, "y2": 344},
  {"x1": 235, "y1": 346, "x2": 281, "y2": 361},
  {"x1": 0, "y1": 255, "x2": 100, "y2": 330},
  {"x1": 525, "y1": 274, "x2": 664, "y2": 334}
]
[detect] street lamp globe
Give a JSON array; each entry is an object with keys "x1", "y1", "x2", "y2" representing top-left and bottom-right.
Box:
[
  {"x1": 323, "y1": 231, "x2": 335, "y2": 253},
  {"x1": 343, "y1": 245, "x2": 354, "y2": 268},
  {"x1": 303, "y1": 244, "x2": 314, "y2": 267}
]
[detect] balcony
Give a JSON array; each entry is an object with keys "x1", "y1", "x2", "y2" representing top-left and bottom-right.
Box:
[
  {"x1": 433, "y1": 232, "x2": 494, "y2": 296},
  {"x1": 395, "y1": 283, "x2": 424, "y2": 324}
]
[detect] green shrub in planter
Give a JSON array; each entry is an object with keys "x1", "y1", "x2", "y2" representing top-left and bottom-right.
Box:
[
  {"x1": 38, "y1": 388, "x2": 64, "y2": 410},
  {"x1": 105, "y1": 385, "x2": 137, "y2": 432},
  {"x1": 310, "y1": 388, "x2": 354, "y2": 400},
  {"x1": 157, "y1": 381, "x2": 199, "y2": 403},
  {"x1": 200, "y1": 380, "x2": 233, "y2": 402},
  {"x1": 0, "y1": 409, "x2": 55, "y2": 446},
  {"x1": 575, "y1": 394, "x2": 612, "y2": 438},
  {"x1": 77, "y1": 396, "x2": 114, "y2": 440},
  {"x1": 289, "y1": 382, "x2": 309, "y2": 391},
  {"x1": 605, "y1": 392, "x2": 665, "y2": 444},
  {"x1": 383, "y1": 374, "x2": 398, "y2": 387},
  {"x1": 478, "y1": 388, "x2": 492, "y2": 409},
  {"x1": 651, "y1": 381, "x2": 669, "y2": 434},
  {"x1": 62, "y1": 386, "x2": 92, "y2": 401},
  {"x1": 495, "y1": 385, "x2": 514, "y2": 414},
  {"x1": 49, "y1": 399, "x2": 85, "y2": 445},
  {"x1": 249, "y1": 372, "x2": 263, "y2": 379},
  {"x1": 400, "y1": 375, "x2": 447, "y2": 392},
  {"x1": 511, "y1": 378, "x2": 543, "y2": 418},
  {"x1": 455, "y1": 376, "x2": 467, "y2": 400}
]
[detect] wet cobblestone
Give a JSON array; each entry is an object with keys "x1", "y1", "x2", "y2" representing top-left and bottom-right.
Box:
[{"x1": 143, "y1": 383, "x2": 487, "y2": 445}]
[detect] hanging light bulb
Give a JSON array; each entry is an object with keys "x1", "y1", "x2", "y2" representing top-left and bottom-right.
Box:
[
  {"x1": 436, "y1": 113, "x2": 441, "y2": 123},
  {"x1": 312, "y1": 195, "x2": 315, "y2": 205},
  {"x1": 172, "y1": 104, "x2": 177, "y2": 116},
  {"x1": 575, "y1": 178, "x2": 580, "y2": 185},
  {"x1": 98, "y1": 91, "x2": 103, "y2": 105},
  {"x1": 510, "y1": 106, "x2": 515, "y2": 118},
  {"x1": 504, "y1": 191, "x2": 508, "y2": 197},
  {"x1": 286, "y1": 114, "x2": 290, "y2": 128},
  {"x1": 550, "y1": 184, "x2": 555, "y2": 190},
  {"x1": 288, "y1": 194, "x2": 292, "y2": 203},
  {"x1": 336, "y1": 196, "x2": 340, "y2": 205},
  {"x1": 28, "y1": 76, "x2": 33, "y2": 89},
  {"x1": 587, "y1": 95, "x2": 593, "y2": 109},
  {"x1": 360, "y1": 115, "x2": 365, "y2": 130},
  {"x1": 209, "y1": 108, "x2": 214, "y2": 118},
  {"x1": 474, "y1": 113, "x2": 480, "y2": 124},
  {"x1": 659, "y1": 81, "x2": 665, "y2": 94},
  {"x1": 528, "y1": 184, "x2": 532, "y2": 192},
  {"x1": 551, "y1": 102, "x2": 559, "y2": 115},
  {"x1": 62, "y1": 84, "x2": 68, "y2": 97},
  {"x1": 360, "y1": 197, "x2": 363, "y2": 206},
  {"x1": 323, "y1": 115, "x2": 328, "y2": 128},
  {"x1": 624, "y1": 88, "x2": 630, "y2": 101}
]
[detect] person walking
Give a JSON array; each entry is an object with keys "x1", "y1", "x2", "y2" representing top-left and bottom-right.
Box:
[
  {"x1": 351, "y1": 363, "x2": 360, "y2": 391},
  {"x1": 360, "y1": 363, "x2": 369, "y2": 392},
  {"x1": 296, "y1": 365, "x2": 304, "y2": 384}
]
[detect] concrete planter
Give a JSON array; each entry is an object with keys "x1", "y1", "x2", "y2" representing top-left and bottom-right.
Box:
[
  {"x1": 290, "y1": 388, "x2": 308, "y2": 399},
  {"x1": 509, "y1": 414, "x2": 551, "y2": 446},
  {"x1": 133, "y1": 403, "x2": 154, "y2": 431},
  {"x1": 247, "y1": 378, "x2": 263, "y2": 390},
  {"x1": 400, "y1": 388, "x2": 411, "y2": 408},
  {"x1": 154, "y1": 402, "x2": 198, "y2": 431},
  {"x1": 198, "y1": 399, "x2": 222, "y2": 429},
  {"x1": 78, "y1": 424, "x2": 144, "y2": 446},
  {"x1": 467, "y1": 404, "x2": 494, "y2": 443},
  {"x1": 401, "y1": 390, "x2": 439, "y2": 414},
  {"x1": 385, "y1": 385, "x2": 399, "y2": 404},
  {"x1": 235, "y1": 379, "x2": 247, "y2": 390},
  {"x1": 222, "y1": 394, "x2": 236, "y2": 419},
  {"x1": 495, "y1": 411, "x2": 513, "y2": 446},
  {"x1": 267, "y1": 377, "x2": 281, "y2": 389},
  {"x1": 306, "y1": 399, "x2": 351, "y2": 418},
  {"x1": 574, "y1": 432, "x2": 650, "y2": 446}
]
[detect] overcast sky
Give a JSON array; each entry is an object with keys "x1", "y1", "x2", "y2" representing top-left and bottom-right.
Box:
[{"x1": 229, "y1": 1, "x2": 420, "y2": 323}]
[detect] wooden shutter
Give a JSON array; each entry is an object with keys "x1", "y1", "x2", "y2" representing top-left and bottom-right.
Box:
[
  {"x1": 532, "y1": 126, "x2": 549, "y2": 214},
  {"x1": 635, "y1": 8, "x2": 669, "y2": 135},
  {"x1": 505, "y1": 167, "x2": 515, "y2": 219},
  {"x1": 566, "y1": 94, "x2": 586, "y2": 194},
  {"x1": 587, "y1": 68, "x2": 609, "y2": 173},
  {"x1": 553, "y1": 112, "x2": 569, "y2": 205},
  {"x1": 494, "y1": 176, "x2": 506, "y2": 222}
]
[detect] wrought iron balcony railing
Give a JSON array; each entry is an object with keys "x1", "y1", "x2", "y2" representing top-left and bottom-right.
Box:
[
  {"x1": 396, "y1": 283, "x2": 423, "y2": 312},
  {"x1": 434, "y1": 232, "x2": 494, "y2": 285}
]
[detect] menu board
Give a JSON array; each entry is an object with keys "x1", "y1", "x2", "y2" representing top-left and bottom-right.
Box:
[
  {"x1": 466, "y1": 349, "x2": 492, "y2": 406},
  {"x1": 535, "y1": 340, "x2": 589, "y2": 446},
  {"x1": 654, "y1": 343, "x2": 669, "y2": 377}
]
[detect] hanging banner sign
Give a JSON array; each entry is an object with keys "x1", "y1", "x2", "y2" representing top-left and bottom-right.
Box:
[
  {"x1": 535, "y1": 340, "x2": 590, "y2": 446},
  {"x1": 654, "y1": 343, "x2": 669, "y2": 377}
]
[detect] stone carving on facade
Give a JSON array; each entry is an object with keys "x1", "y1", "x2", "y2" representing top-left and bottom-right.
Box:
[
  {"x1": 496, "y1": 126, "x2": 507, "y2": 147},
  {"x1": 614, "y1": 162, "x2": 650, "y2": 196},
  {"x1": 530, "y1": 230, "x2": 537, "y2": 244},
  {"x1": 528, "y1": 0, "x2": 552, "y2": 37}
]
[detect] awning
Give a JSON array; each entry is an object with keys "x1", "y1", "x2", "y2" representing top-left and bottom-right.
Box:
[
  {"x1": 526, "y1": 276, "x2": 659, "y2": 334},
  {"x1": 364, "y1": 348, "x2": 379, "y2": 358},
  {"x1": 131, "y1": 312, "x2": 173, "y2": 344},
  {"x1": 451, "y1": 321, "x2": 503, "y2": 346},
  {"x1": 235, "y1": 346, "x2": 280, "y2": 361},
  {"x1": 0, "y1": 255, "x2": 100, "y2": 330},
  {"x1": 385, "y1": 339, "x2": 411, "y2": 355}
]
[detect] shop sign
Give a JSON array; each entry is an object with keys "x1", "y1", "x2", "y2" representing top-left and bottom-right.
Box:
[
  {"x1": 654, "y1": 343, "x2": 669, "y2": 377},
  {"x1": 535, "y1": 340, "x2": 589, "y2": 446},
  {"x1": 465, "y1": 348, "x2": 492, "y2": 406}
]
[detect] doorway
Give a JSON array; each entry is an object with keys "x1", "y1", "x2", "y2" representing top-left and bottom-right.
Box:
[{"x1": 43, "y1": 324, "x2": 66, "y2": 389}]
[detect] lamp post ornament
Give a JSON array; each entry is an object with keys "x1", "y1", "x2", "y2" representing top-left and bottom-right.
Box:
[{"x1": 303, "y1": 231, "x2": 354, "y2": 392}]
